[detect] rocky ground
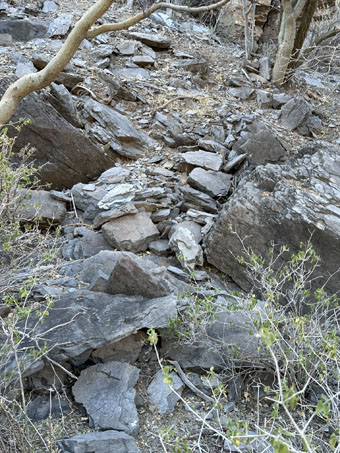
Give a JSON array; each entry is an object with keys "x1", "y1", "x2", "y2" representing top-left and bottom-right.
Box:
[{"x1": 0, "y1": 0, "x2": 340, "y2": 452}]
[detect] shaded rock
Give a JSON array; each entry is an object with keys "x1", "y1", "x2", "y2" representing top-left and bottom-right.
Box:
[
  {"x1": 223, "y1": 153, "x2": 247, "y2": 172},
  {"x1": 229, "y1": 87, "x2": 255, "y2": 100},
  {"x1": 188, "y1": 168, "x2": 232, "y2": 197},
  {"x1": 26, "y1": 396, "x2": 71, "y2": 421},
  {"x1": 24, "y1": 363, "x2": 70, "y2": 392},
  {"x1": 272, "y1": 92, "x2": 292, "y2": 108},
  {"x1": 169, "y1": 225, "x2": 203, "y2": 271},
  {"x1": 19, "y1": 189, "x2": 66, "y2": 224},
  {"x1": 48, "y1": 82, "x2": 80, "y2": 127},
  {"x1": 177, "y1": 58, "x2": 208, "y2": 77},
  {"x1": 256, "y1": 89, "x2": 273, "y2": 109},
  {"x1": 0, "y1": 18, "x2": 48, "y2": 41},
  {"x1": 149, "y1": 239, "x2": 170, "y2": 255},
  {"x1": 84, "y1": 99, "x2": 153, "y2": 159},
  {"x1": 233, "y1": 122, "x2": 288, "y2": 165},
  {"x1": 162, "y1": 299, "x2": 262, "y2": 369},
  {"x1": 132, "y1": 55, "x2": 155, "y2": 67},
  {"x1": 65, "y1": 228, "x2": 112, "y2": 260},
  {"x1": 57, "y1": 430, "x2": 140, "y2": 453},
  {"x1": 113, "y1": 67, "x2": 150, "y2": 80},
  {"x1": 4, "y1": 290, "x2": 178, "y2": 378},
  {"x1": 72, "y1": 362, "x2": 139, "y2": 435},
  {"x1": 104, "y1": 253, "x2": 170, "y2": 297},
  {"x1": 181, "y1": 150, "x2": 223, "y2": 171},
  {"x1": 280, "y1": 96, "x2": 311, "y2": 131},
  {"x1": 48, "y1": 14, "x2": 73, "y2": 38},
  {"x1": 15, "y1": 56, "x2": 37, "y2": 77},
  {"x1": 197, "y1": 139, "x2": 228, "y2": 155},
  {"x1": 126, "y1": 31, "x2": 170, "y2": 49},
  {"x1": 206, "y1": 142, "x2": 340, "y2": 295},
  {"x1": 102, "y1": 212, "x2": 159, "y2": 253},
  {"x1": 151, "y1": 208, "x2": 171, "y2": 223},
  {"x1": 147, "y1": 370, "x2": 184, "y2": 414},
  {"x1": 0, "y1": 78, "x2": 115, "y2": 190},
  {"x1": 181, "y1": 186, "x2": 218, "y2": 214},
  {"x1": 92, "y1": 332, "x2": 146, "y2": 364}
]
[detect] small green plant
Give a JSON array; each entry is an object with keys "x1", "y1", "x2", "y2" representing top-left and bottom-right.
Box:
[
  {"x1": 0, "y1": 126, "x2": 62, "y2": 452},
  {"x1": 157, "y1": 231, "x2": 340, "y2": 452}
]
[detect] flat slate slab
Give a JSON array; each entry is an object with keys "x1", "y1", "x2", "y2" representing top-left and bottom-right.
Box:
[
  {"x1": 182, "y1": 150, "x2": 223, "y2": 171},
  {"x1": 72, "y1": 362, "x2": 140, "y2": 435},
  {"x1": 57, "y1": 430, "x2": 140, "y2": 453},
  {"x1": 102, "y1": 212, "x2": 159, "y2": 252},
  {"x1": 188, "y1": 168, "x2": 232, "y2": 197},
  {"x1": 126, "y1": 31, "x2": 170, "y2": 49},
  {"x1": 2, "y1": 290, "x2": 177, "y2": 379}
]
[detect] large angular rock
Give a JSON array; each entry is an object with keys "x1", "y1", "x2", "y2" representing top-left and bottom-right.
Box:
[
  {"x1": 3, "y1": 290, "x2": 178, "y2": 378},
  {"x1": 72, "y1": 362, "x2": 140, "y2": 435},
  {"x1": 206, "y1": 141, "x2": 340, "y2": 295},
  {"x1": 182, "y1": 150, "x2": 223, "y2": 171},
  {"x1": 84, "y1": 99, "x2": 154, "y2": 159},
  {"x1": 188, "y1": 168, "x2": 232, "y2": 197},
  {"x1": 181, "y1": 186, "x2": 218, "y2": 214},
  {"x1": 105, "y1": 253, "x2": 170, "y2": 297},
  {"x1": 280, "y1": 96, "x2": 311, "y2": 132},
  {"x1": 57, "y1": 430, "x2": 140, "y2": 453},
  {"x1": 233, "y1": 122, "x2": 288, "y2": 166},
  {"x1": 102, "y1": 212, "x2": 159, "y2": 252},
  {"x1": 1, "y1": 78, "x2": 116, "y2": 189},
  {"x1": 0, "y1": 18, "x2": 48, "y2": 41},
  {"x1": 19, "y1": 189, "x2": 66, "y2": 224},
  {"x1": 48, "y1": 14, "x2": 73, "y2": 38}
]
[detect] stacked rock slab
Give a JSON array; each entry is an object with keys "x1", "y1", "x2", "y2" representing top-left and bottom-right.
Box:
[{"x1": 205, "y1": 142, "x2": 340, "y2": 295}]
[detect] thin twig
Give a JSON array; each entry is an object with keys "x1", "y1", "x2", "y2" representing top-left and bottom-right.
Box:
[{"x1": 168, "y1": 360, "x2": 215, "y2": 403}]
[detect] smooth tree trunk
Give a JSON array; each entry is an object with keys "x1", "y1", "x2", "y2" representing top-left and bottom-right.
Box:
[
  {"x1": 0, "y1": 0, "x2": 230, "y2": 127},
  {"x1": 272, "y1": 0, "x2": 309, "y2": 85}
]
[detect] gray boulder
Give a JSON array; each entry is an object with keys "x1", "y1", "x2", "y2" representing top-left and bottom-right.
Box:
[
  {"x1": 1, "y1": 78, "x2": 116, "y2": 189},
  {"x1": 3, "y1": 290, "x2": 178, "y2": 378},
  {"x1": 0, "y1": 18, "x2": 48, "y2": 41},
  {"x1": 84, "y1": 99, "x2": 154, "y2": 159},
  {"x1": 48, "y1": 14, "x2": 73, "y2": 38},
  {"x1": 280, "y1": 96, "x2": 311, "y2": 131},
  {"x1": 102, "y1": 212, "x2": 159, "y2": 252},
  {"x1": 181, "y1": 150, "x2": 223, "y2": 171},
  {"x1": 180, "y1": 186, "x2": 218, "y2": 214},
  {"x1": 72, "y1": 362, "x2": 140, "y2": 435},
  {"x1": 57, "y1": 430, "x2": 140, "y2": 453},
  {"x1": 162, "y1": 298, "x2": 262, "y2": 369},
  {"x1": 188, "y1": 168, "x2": 232, "y2": 197},
  {"x1": 19, "y1": 189, "x2": 66, "y2": 224},
  {"x1": 233, "y1": 122, "x2": 288, "y2": 166},
  {"x1": 147, "y1": 370, "x2": 184, "y2": 414},
  {"x1": 206, "y1": 141, "x2": 340, "y2": 295},
  {"x1": 105, "y1": 253, "x2": 171, "y2": 298}
]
